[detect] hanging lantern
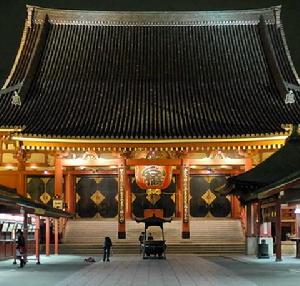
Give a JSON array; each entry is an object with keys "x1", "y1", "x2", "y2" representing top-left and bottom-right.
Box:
[{"x1": 135, "y1": 151, "x2": 173, "y2": 190}]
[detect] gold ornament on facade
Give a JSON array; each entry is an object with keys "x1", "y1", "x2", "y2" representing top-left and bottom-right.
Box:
[
  {"x1": 40, "y1": 192, "x2": 51, "y2": 204},
  {"x1": 118, "y1": 167, "x2": 125, "y2": 224},
  {"x1": 76, "y1": 193, "x2": 80, "y2": 203},
  {"x1": 182, "y1": 166, "x2": 190, "y2": 223},
  {"x1": 146, "y1": 189, "x2": 161, "y2": 205},
  {"x1": 201, "y1": 189, "x2": 216, "y2": 205},
  {"x1": 171, "y1": 193, "x2": 176, "y2": 202},
  {"x1": 90, "y1": 190, "x2": 105, "y2": 205},
  {"x1": 41, "y1": 177, "x2": 51, "y2": 184}
]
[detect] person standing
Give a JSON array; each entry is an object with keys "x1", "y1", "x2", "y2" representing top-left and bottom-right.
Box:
[
  {"x1": 103, "y1": 237, "x2": 112, "y2": 262},
  {"x1": 16, "y1": 230, "x2": 26, "y2": 268},
  {"x1": 138, "y1": 232, "x2": 145, "y2": 254}
]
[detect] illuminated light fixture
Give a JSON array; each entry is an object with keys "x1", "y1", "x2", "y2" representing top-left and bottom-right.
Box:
[
  {"x1": 79, "y1": 166, "x2": 85, "y2": 170},
  {"x1": 285, "y1": 90, "x2": 295, "y2": 104},
  {"x1": 220, "y1": 165, "x2": 232, "y2": 169},
  {"x1": 11, "y1": 91, "x2": 21, "y2": 106},
  {"x1": 43, "y1": 170, "x2": 49, "y2": 175},
  {"x1": 5, "y1": 165, "x2": 14, "y2": 170},
  {"x1": 30, "y1": 165, "x2": 38, "y2": 169}
]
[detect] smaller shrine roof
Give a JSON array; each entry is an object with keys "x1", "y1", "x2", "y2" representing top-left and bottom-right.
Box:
[
  {"x1": 225, "y1": 128, "x2": 300, "y2": 202},
  {"x1": 0, "y1": 184, "x2": 73, "y2": 218}
]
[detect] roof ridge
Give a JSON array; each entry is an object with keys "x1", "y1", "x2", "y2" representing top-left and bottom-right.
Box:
[{"x1": 26, "y1": 5, "x2": 280, "y2": 26}]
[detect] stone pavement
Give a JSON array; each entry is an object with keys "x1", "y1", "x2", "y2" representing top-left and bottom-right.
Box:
[{"x1": 0, "y1": 254, "x2": 300, "y2": 286}]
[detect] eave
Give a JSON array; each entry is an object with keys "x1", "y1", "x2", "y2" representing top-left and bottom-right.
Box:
[{"x1": 11, "y1": 134, "x2": 287, "y2": 152}]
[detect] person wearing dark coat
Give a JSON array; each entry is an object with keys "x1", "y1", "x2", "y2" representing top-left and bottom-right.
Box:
[
  {"x1": 103, "y1": 237, "x2": 112, "y2": 262},
  {"x1": 16, "y1": 230, "x2": 26, "y2": 268},
  {"x1": 138, "y1": 232, "x2": 145, "y2": 254}
]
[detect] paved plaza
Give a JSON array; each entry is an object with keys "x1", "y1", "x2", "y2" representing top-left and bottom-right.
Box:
[{"x1": 1, "y1": 254, "x2": 300, "y2": 286}]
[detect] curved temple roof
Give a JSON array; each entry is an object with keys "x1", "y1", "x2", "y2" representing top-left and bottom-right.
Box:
[{"x1": 0, "y1": 6, "x2": 299, "y2": 140}]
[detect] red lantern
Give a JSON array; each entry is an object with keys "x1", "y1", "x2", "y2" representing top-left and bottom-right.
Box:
[{"x1": 135, "y1": 165, "x2": 172, "y2": 189}]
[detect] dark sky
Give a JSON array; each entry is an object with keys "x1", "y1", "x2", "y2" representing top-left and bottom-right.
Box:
[{"x1": 0, "y1": 0, "x2": 299, "y2": 87}]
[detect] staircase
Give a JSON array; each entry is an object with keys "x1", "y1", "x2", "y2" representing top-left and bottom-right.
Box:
[{"x1": 60, "y1": 219, "x2": 245, "y2": 255}]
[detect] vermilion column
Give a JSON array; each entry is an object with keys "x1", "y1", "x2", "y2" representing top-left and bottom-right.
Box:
[
  {"x1": 181, "y1": 158, "x2": 190, "y2": 239},
  {"x1": 257, "y1": 201, "x2": 261, "y2": 238},
  {"x1": 45, "y1": 217, "x2": 50, "y2": 256},
  {"x1": 275, "y1": 198, "x2": 282, "y2": 261},
  {"x1": 176, "y1": 175, "x2": 182, "y2": 218},
  {"x1": 125, "y1": 170, "x2": 132, "y2": 219},
  {"x1": 55, "y1": 155, "x2": 63, "y2": 198},
  {"x1": 118, "y1": 159, "x2": 126, "y2": 239},
  {"x1": 35, "y1": 216, "x2": 40, "y2": 264},
  {"x1": 17, "y1": 149, "x2": 26, "y2": 197},
  {"x1": 243, "y1": 156, "x2": 253, "y2": 233},
  {"x1": 54, "y1": 219, "x2": 59, "y2": 255},
  {"x1": 231, "y1": 196, "x2": 240, "y2": 219},
  {"x1": 246, "y1": 203, "x2": 253, "y2": 237},
  {"x1": 65, "y1": 171, "x2": 75, "y2": 213}
]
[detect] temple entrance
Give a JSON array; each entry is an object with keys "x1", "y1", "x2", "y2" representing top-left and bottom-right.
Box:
[
  {"x1": 131, "y1": 176, "x2": 176, "y2": 218},
  {"x1": 190, "y1": 175, "x2": 231, "y2": 218},
  {"x1": 75, "y1": 175, "x2": 118, "y2": 219}
]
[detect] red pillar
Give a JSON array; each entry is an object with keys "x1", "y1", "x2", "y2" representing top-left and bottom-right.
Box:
[
  {"x1": 45, "y1": 217, "x2": 50, "y2": 256},
  {"x1": 246, "y1": 203, "x2": 253, "y2": 237},
  {"x1": 125, "y1": 169, "x2": 132, "y2": 219},
  {"x1": 65, "y1": 172, "x2": 75, "y2": 213},
  {"x1": 257, "y1": 201, "x2": 261, "y2": 239},
  {"x1": 231, "y1": 196, "x2": 240, "y2": 219},
  {"x1": 181, "y1": 158, "x2": 190, "y2": 239},
  {"x1": 55, "y1": 155, "x2": 63, "y2": 198},
  {"x1": 54, "y1": 219, "x2": 59, "y2": 255},
  {"x1": 176, "y1": 174, "x2": 182, "y2": 218},
  {"x1": 17, "y1": 152, "x2": 26, "y2": 197},
  {"x1": 253, "y1": 203, "x2": 258, "y2": 236},
  {"x1": 35, "y1": 216, "x2": 40, "y2": 264},
  {"x1": 242, "y1": 157, "x2": 253, "y2": 233},
  {"x1": 275, "y1": 199, "x2": 282, "y2": 261}
]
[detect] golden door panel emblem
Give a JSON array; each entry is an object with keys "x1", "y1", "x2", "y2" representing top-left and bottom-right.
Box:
[
  {"x1": 40, "y1": 192, "x2": 51, "y2": 204},
  {"x1": 90, "y1": 190, "x2": 105, "y2": 205},
  {"x1": 201, "y1": 189, "x2": 216, "y2": 205},
  {"x1": 146, "y1": 189, "x2": 161, "y2": 205}
]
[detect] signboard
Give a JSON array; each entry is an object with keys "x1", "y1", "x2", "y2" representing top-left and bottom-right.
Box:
[{"x1": 53, "y1": 199, "x2": 63, "y2": 209}]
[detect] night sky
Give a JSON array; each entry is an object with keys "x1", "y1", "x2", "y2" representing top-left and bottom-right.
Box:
[{"x1": 0, "y1": 0, "x2": 299, "y2": 87}]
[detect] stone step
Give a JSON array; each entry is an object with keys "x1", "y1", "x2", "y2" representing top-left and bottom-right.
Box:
[
  {"x1": 57, "y1": 243, "x2": 245, "y2": 255},
  {"x1": 62, "y1": 219, "x2": 245, "y2": 247}
]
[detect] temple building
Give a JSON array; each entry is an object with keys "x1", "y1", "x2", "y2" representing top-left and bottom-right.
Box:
[{"x1": 0, "y1": 5, "x2": 300, "y2": 255}]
